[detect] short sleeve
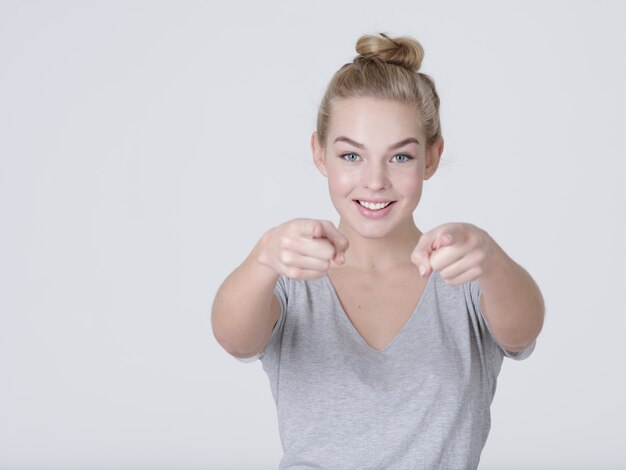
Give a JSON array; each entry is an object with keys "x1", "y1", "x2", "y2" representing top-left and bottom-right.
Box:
[
  {"x1": 468, "y1": 279, "x2": 536, "y2": 361},
  {"x1": 234, "y1": 275, "x2": 288, "y2": 363}
]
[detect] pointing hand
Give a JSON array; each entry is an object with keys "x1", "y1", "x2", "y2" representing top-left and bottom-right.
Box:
[
  {"x1": 410, "y1": 223, "x2": 496, "y2": 285},
  {"x1": 259, "y1": 218, "x2": 350, "y2": 280}
]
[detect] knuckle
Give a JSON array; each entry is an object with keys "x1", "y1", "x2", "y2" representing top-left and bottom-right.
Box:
[
  {"x1": 306, "y1": 271, "x2": 323, "y2": 281},
  {"x1": 279, "y1": 236, "x2": 291, "y2": 249},
  {"x1": 290, "y1": 218, "x2": 307, "y2": 231},
  {"x1": 280, "y1": 251, "x2": 294, "y2": 265},
  {"x1": 286, "y1": 266, "x2": 302, "y2": 278}
]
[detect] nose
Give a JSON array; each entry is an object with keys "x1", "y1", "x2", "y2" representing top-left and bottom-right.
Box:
[{"x1": 363, "y1": 162, "x2": 390, "y2": 191}]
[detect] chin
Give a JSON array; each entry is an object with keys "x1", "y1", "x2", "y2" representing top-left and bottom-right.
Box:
[{"x1": 346, "y1": 219, "x2": 398, "y2": 239}]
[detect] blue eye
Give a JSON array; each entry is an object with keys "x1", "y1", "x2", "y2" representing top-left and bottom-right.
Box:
[
  {"x1": 341, "y1": 152, "x2": 359, "y2": 162},
  {"x1": 393, "y1": 154, "x2": 412, "y2": 163}
]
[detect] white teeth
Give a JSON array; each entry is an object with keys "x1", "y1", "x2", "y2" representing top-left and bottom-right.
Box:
[{"x1": 358, "y1": 200, "x2": 392, "y2": 210}]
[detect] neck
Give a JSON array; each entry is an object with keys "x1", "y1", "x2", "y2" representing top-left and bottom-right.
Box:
[{"x1": 336, "y1": 217, "x2": 423, "y2": 274}]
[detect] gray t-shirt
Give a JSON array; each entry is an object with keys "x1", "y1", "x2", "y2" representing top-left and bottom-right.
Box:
[{"x1": 242, "y1": 271, "x2": 535, "y2": 469}]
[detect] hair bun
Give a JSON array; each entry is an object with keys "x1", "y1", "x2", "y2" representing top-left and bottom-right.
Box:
[{"x1": 355, "y1": 33, "x2": 424, "y2": 72}]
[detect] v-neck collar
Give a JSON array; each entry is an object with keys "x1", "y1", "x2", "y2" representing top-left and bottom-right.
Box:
[{"x1": 321, "y1": 272, "x2": 435, "y2": 353}]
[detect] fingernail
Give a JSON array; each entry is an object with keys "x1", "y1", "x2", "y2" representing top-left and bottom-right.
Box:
[{"x1": 419, "y1": 265, "x2": 426, "y2": 277}]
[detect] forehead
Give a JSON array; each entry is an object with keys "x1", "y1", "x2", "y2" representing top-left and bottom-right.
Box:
[{"x1": 327, "y1": 97, "x2": 425, "y2": 144}]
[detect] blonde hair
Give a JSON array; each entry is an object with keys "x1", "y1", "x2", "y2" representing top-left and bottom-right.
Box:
[{"x1": 316, "y1": 33, "x2": 442, "y2": 148}]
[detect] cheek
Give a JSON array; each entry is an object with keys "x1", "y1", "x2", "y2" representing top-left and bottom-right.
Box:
[
  {"x1": 327, "y1": 169, "x2": 357, "y2": 194},
  {"x1": 396, "y1": 170, "x2": 423, "y2": 194}
]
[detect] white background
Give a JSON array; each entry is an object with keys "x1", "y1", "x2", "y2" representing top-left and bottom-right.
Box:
[{"x1": 1, "y1": 1, "x2": 625, "y2": 469}]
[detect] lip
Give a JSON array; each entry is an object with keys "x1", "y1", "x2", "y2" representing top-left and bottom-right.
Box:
[{"x1": 353, "y1": 200, "x2": 396, "y2": 219}]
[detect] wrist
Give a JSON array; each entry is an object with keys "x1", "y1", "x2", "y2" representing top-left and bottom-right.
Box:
[
  {"x1": 252, "y1": 228, "x2": 278, "y2": 275},
  {"x1": 480, "y1": 233, "x2": 510, "y2": 283}
]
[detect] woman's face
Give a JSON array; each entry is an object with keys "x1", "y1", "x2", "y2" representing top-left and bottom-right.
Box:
[{"x1": 312, "y1": 96, "x2": 442, "y2": 239}]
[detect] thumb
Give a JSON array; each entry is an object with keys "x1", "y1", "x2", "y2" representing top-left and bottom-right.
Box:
[
  {"x1": 412, "y1": 231, "x2": 455, "y2": 276},
  {"x1": 312, "y1": 221, "x2": 324, "y2": 240},
  {"x1": 433, "y1": 232, "x2": 454, "y2": 250},
  {"x1": 318, "y1": 220, "x2": 349, "y2": 263},
  {"x1": 411, "y1": 231, "x2": 438, "y2": 277}
]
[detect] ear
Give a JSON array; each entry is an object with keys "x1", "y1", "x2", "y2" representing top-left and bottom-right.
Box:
[
  {"x1": 424, "y1": 136, "x2": 444, "y2": 180},
  {"x1": 311, "y1": 131, "x2": 328, "y2": 177}
]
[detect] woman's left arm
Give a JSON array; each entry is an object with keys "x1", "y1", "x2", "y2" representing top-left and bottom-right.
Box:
[
  {"x1": 411, "y1": 223, "x2": 545, "y2": 353},
  {"x1": 477, "y1": 239, "x2": 545, "y2": 353}
]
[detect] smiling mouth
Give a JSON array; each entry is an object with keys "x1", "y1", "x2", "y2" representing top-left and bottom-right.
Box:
[{"x1": 354, "y1": 200, "x2": 396, "y2": 211}]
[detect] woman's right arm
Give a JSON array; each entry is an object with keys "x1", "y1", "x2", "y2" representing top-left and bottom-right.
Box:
[
  {"x1": 211, "y1": 231, "x2": 282, "y2": 359},
  {"x1": 211, "y1": 219, "x2": 349, "y2": 359}
]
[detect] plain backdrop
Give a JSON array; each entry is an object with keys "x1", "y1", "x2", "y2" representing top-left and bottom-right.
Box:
[{"x1": 1, "y1": 1, "x2": 625, "y2": 469}]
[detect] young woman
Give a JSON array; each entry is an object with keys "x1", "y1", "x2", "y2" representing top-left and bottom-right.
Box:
[{"x1": 212, "y1": 33, "x2": 544, "y2": 469}]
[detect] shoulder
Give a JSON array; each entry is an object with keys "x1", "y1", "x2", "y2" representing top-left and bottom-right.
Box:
[{"x1": 274, "y1": 274, "x2": 329, "y2": 300}]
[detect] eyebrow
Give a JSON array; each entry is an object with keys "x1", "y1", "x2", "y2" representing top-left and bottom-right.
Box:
[{"x1": 333, "y1": 136, "x2": 420, "y2": 150}]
